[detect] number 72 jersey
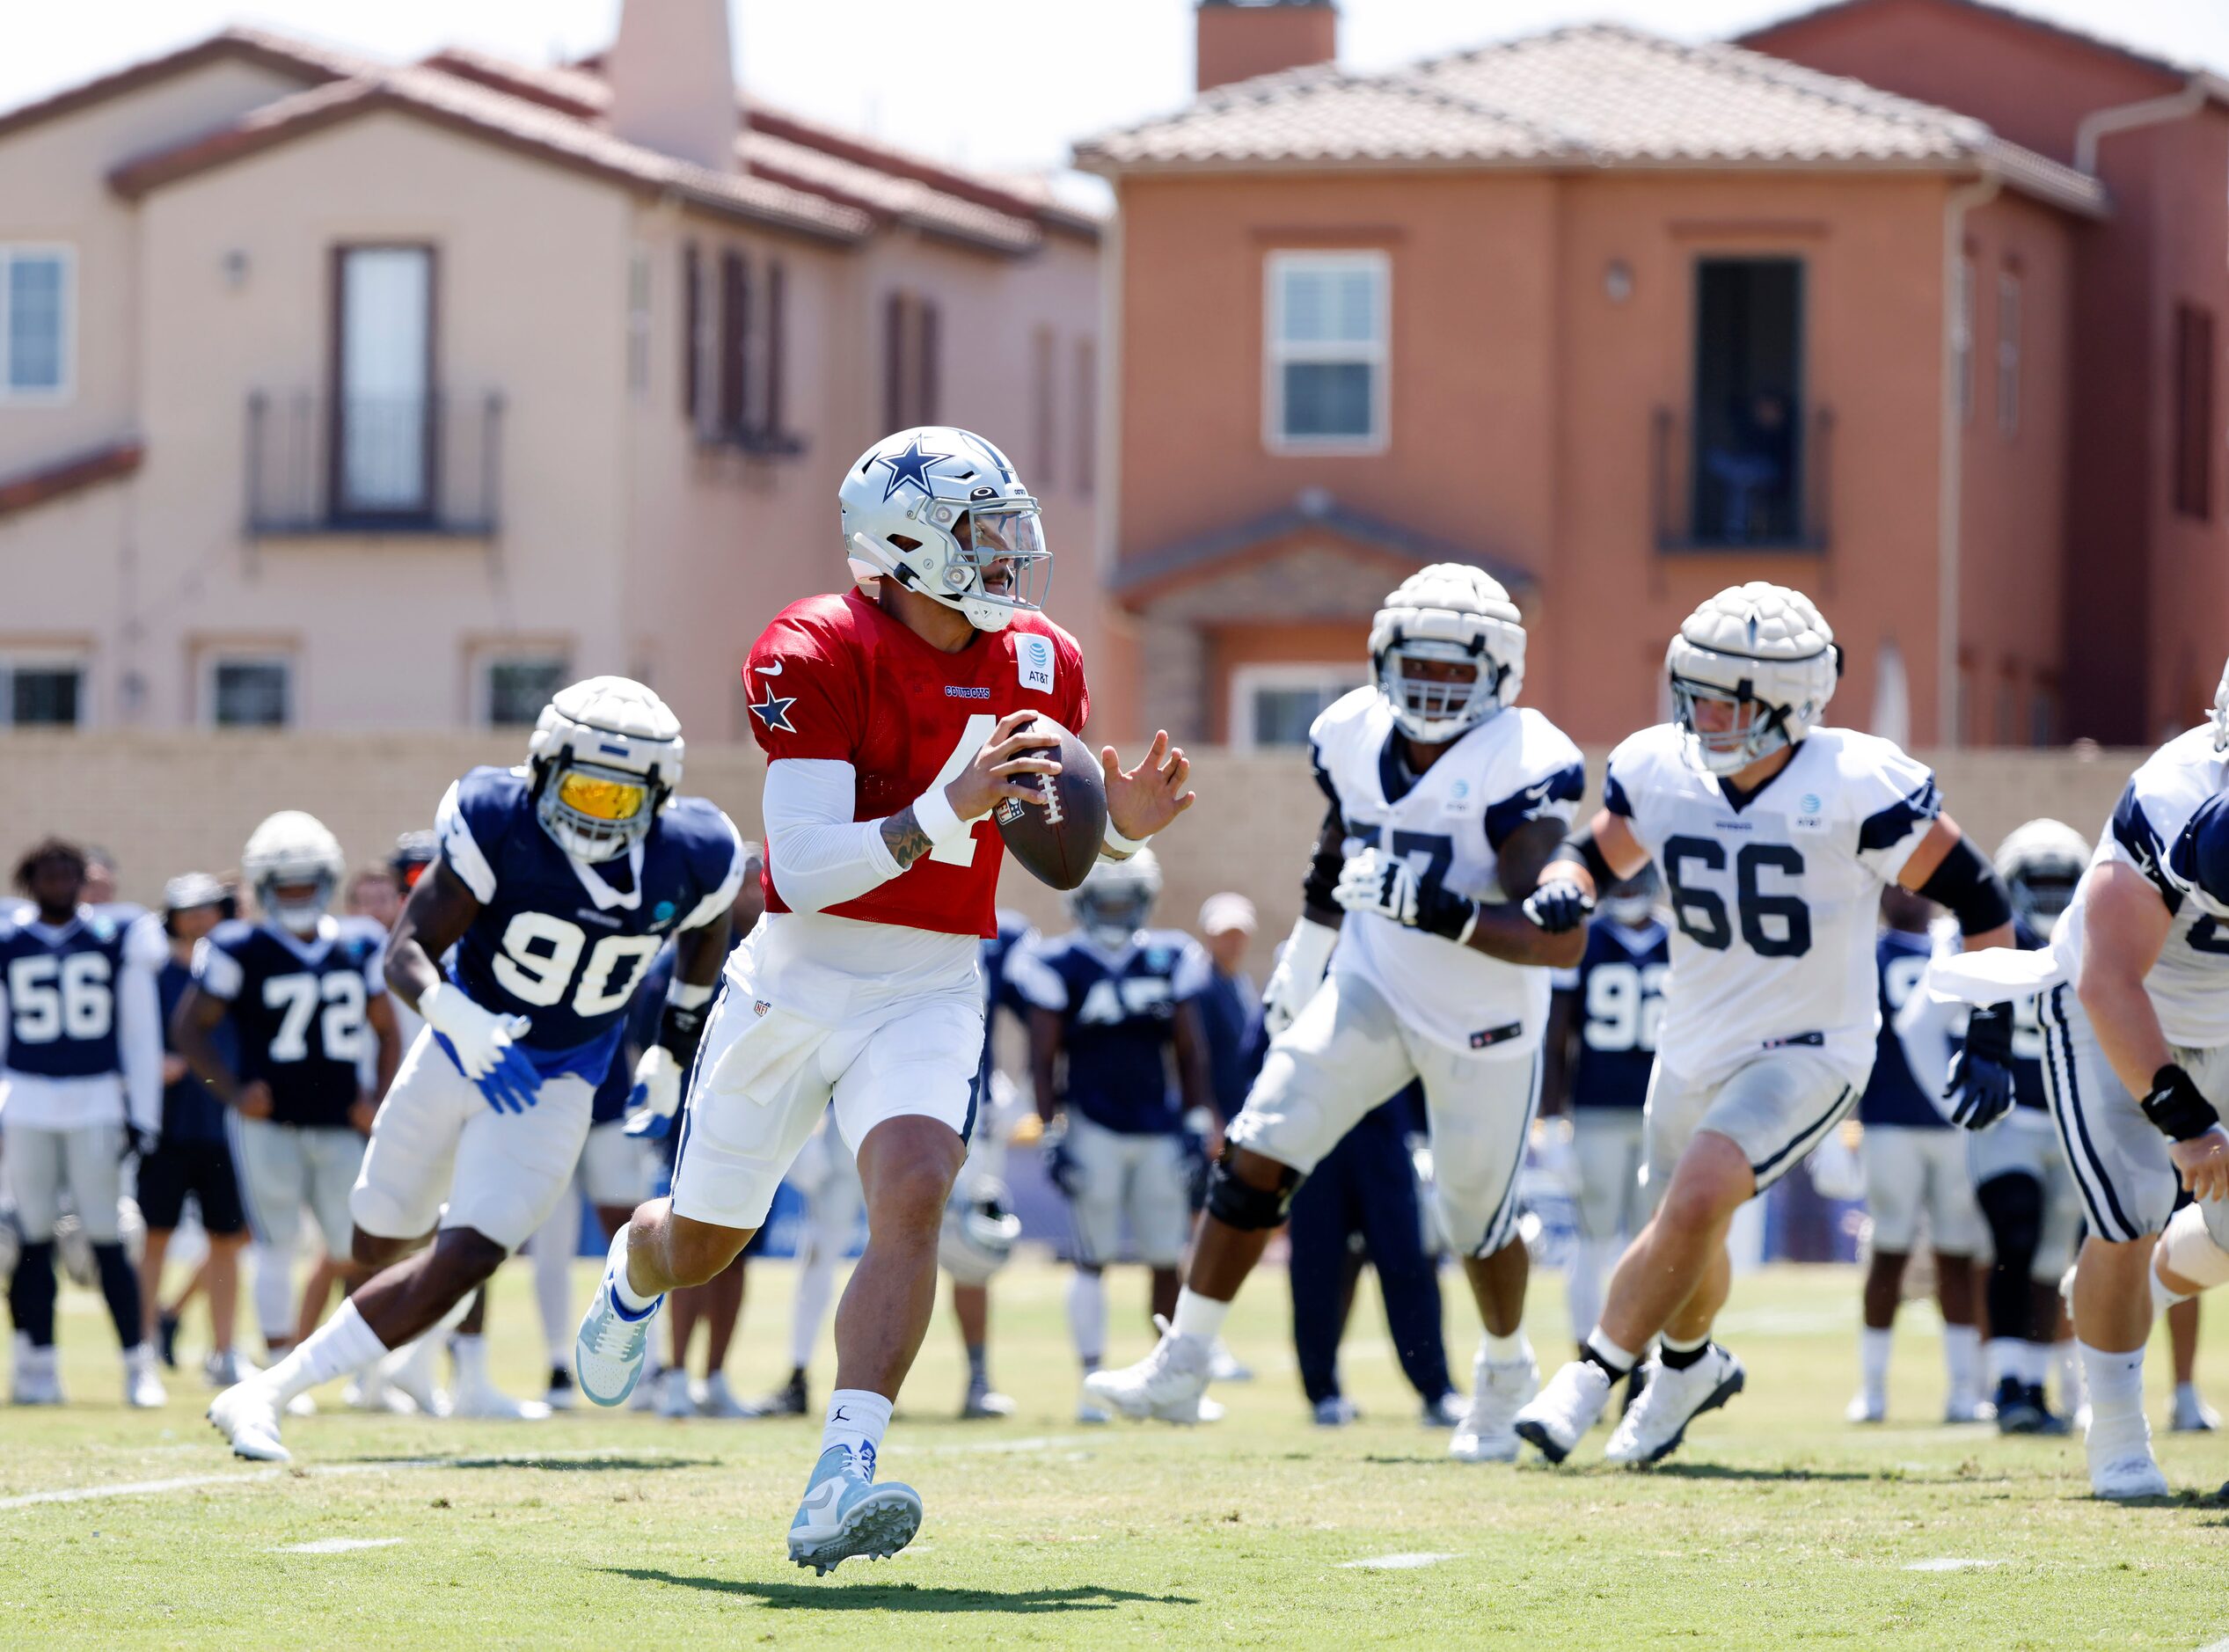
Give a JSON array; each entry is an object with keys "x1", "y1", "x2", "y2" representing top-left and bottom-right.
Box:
[{"x1": 1604, "y1": 722, "x2": 1941, "y2": 1090}]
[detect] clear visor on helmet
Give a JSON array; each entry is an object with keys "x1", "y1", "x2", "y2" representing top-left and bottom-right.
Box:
[
  {"x1": 948, "y1": 504, "x2": 1052, "y2": 611},
  {"x1": 2006, "y1": 866, "x2": 2081, "y2": 937},
  {"x1": 1671, "y1": 676, "x2": 1784, "y2": 771},
  {"x1": 1382, "y1": 642, "x2": 1484, "y2": 733}
]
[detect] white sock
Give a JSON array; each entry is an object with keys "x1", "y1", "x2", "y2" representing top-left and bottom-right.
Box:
[
  {"x1": 1067, "y1": 1269, "x2": 1107, "y2": 1368},
  {"x1": 452, "y1": 1333, "x2": 489, "y2": 1389},
  {"x1": 2175, "y1": 1379, "x2": 2203, "y2": 1409},
  {"x1": 530, "y1": 1196, "x2": 581, "y2": 1368},
  {"x1": 1582, "y1": 1328, "x2": 1636, "y2": 1375},
  {"x1": 1942, "y1": 1324, "x2": 1980, "y2": 1398},
  {"x1": 2078, "y1": 1341, "x2": 2144, "y2": 1444},
  {"x1": 820, "y1": 1388, "x2": 893, "y2": 1478},
  {"x1": 1481, "y1": 1328, "x2": 1531, "y2": 1363},
  {"x1": 1985, "y1": 1337, "x2": 2021, "y2": 1388},
  {"x1": 1859, "y1": 1327, "x2": 1892, "y2": 1393},
  {"x1": 2057, "y1": 1340, "x2": 2086, "y2": 1409},
  {"x1": 1169, "y1": 1287, "x2": 1229, "y2": 1346},
  {"x1": 262, "y1": 1301, "x2": 388, "y2": 1403},
  {"x1": 791, "y1": 1238, "x2": 840, "y2": 1371},
  {"x1": 607, "y1": 1224, "x2": 658, "y2": 1316}
]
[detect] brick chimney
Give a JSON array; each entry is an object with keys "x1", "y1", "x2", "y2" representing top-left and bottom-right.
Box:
[
  {"x1": 1195, "y1": 0, "x2": 1337, "y2": 94},
  {"x1": 606, "y1": 0, "x2": 738, "y2": 172}
]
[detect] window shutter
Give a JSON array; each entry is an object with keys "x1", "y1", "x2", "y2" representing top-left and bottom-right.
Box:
[
  {"x1": 883, "y1": 292, "x2": 906, "y2": 432},
  {"x1": 682, "y1": 244, "x2": 701, "y2": 423},
  {"x1": 720, "y1": 250, "x2": 747, "y2": 435},
  {"x1": 764, "y1": 260, "x2": 786, "y2": 440},
  {"x1": 918, "y1": 302, "x2": 940, "y2": 426},
  {"x1": 1073, "y1": 337, "x2": 1096, "y2": 499}
]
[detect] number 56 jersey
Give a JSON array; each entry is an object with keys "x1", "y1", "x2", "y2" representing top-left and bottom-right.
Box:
[
  {"x1": 1604, "y1": 723, "x2": 1941, "y2": 1090},
  {"x1": 1311, "y1": 688, "x2": 1584, "y2": 1058}
]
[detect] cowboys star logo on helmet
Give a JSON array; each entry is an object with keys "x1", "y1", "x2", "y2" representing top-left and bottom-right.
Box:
[{"x1": 839, "y1": 425, "x2": 1049, "y2": 633}]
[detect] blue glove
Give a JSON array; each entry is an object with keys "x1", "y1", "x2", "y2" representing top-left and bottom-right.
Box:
[
  {"x1": 475, "y1": 1044, "x2": 544, "y2": 1115},
  {"x1": 1523, "y1": 877, "x2": 1593, "y2": 934},
  {"x1": 1945, "y1": 1002, "x2": 2017, "y2": 1130}
]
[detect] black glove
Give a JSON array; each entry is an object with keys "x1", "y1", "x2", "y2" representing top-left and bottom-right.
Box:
[
  {"x1": 1523, "y1": 879, "x2": 1593, "y2": 934},
  {"x1": 658, "y1": 998, "x2": 709, "y2": 1068},
  {"x1": 1179, "y1": 1127, "x2": 1212, "y2": 1212},
  {"x1": 1042, "y1": 1117, "x2": 1085, "y2": 1199},
  {"x1": 121, "y1": 1123, "x2": 156, "y2": 1162},
  {"x1": 1944, "y1": 1003, "x2": 2016, "y2": 1130},
  {"x1": 2141, "y1": 1064, "x2": 2223, "y2": 1142}
]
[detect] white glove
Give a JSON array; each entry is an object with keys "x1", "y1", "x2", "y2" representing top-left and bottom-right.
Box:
[
  {"x1": 1334, "y1": 847, "x2": 1414, "y2": 925},
  {"x1": 623, "y1": 1046, "x2": 683, "y2": 1140},
  {"x1": 420, "y1": 981, "x2": 538, "y2": 1113},
  {"x1": 1261, "y1": 917, "x2": 1337, "y2": 1038}
]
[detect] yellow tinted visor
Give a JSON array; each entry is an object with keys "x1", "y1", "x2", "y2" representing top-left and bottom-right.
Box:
[{"x1": 557, "y1": 770, "x2": 647, "y2": 822}]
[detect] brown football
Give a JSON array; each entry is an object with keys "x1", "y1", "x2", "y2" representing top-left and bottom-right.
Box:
[{"x1": 993, "y1": 716, "x2": 1107, "y2": 892}]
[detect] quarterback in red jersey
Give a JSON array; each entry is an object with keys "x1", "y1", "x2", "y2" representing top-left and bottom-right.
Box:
[{"x1": 574, "y1": 425, "x2": 1192, "y2": 1573}]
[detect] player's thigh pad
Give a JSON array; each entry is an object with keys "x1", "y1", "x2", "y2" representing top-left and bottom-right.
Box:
[
  {"x1": 301, "y1": 1127, "x2": 367, "y2": 1257},
  {"x1": 1571, "y1": 1111, "x2": 1647, "y2": 1241},
  {"x1": 670, "y1": 995, "x2": 842, "y2": 1232},
  {"x1": 1127, "y1": 1130, "x2": 1195, "y2": 1268},
  {"x1": 444, "y1": 1072, "x2": 596, "y2": 1249},
  {"x1": 1698, "y1": 1051, "x2": 1860, "y2": 1195},
  {"x1": 2035, "y1": 983, "x2": 2178, "y2": 1242},
  {"x1": 1918, "y1": 1129, "x2": 1984, "y2": 1254},
  {"x1": 230, "y1": 1115, "x2": 308, "y2": 1252},
  {"x1": 1063, "y1": 1114, "x2": 1130, "y2": 1266},
  {"x1": 351, "y1": 1027, "x2": 469, "y2": 1242},
  {"x1": 1862, "y1": 1129, "x2": 1926, "y2": 1253},
  {"x1": 1414, "y1": 1042, "x2": 1540, "y2": 1258},
  {"x1": 1227, "y1": 969, "x2": 1415, "y2": 1177},
  {"x1": 4, "y1": 1125, "x2": 66, "y2": 1240},
  {"x1": 829, "y1": 990, "x2": 985, "y2": 1152},
  {"x1": 579, "y1": 1120, "x2": 653, "y2": 1210}
]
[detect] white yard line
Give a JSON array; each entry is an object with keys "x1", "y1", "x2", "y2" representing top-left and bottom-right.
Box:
[
  {"x1": 0, "y1": 1470, "x2": 282, "y2": 1510},
  {"x1": 1341, "y1": 1553, "x2": 1460, "y2": 1570},
  {"x1": 272, "y1": 1538, "x2": 404, "y2": 1553},
  {"x1": 0, "y1": 1449, "x2": 692, "y2": 1512},
  {"x1": 1904, "y1": 1558, "x2": 2005, "y2": 1572},
  {"x1": 885, "y1": 1434, "x2": 1100, "y2": 1457}
]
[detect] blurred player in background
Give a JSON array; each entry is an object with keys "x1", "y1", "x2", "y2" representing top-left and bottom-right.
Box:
[
  {"x1": 1845, "y1": 885, "x2": 1985, "y2": 1425},
  {"x1": 1012, "y1": 851, "x2": 1215, "y2": 1423},
  {"x1": 1541, "y1": 864, "x2": 1668, "y2": 1394},
  {"x1": 1194, "y1": 894, "x2": 1261, "y2": 1129},
  {"x1": 1515, "y1": 583, "x2": 2015, "y2": 1467},
  {"x1": 1090, "y1": 565, "x2": 1584, "y2": 1466},
  {"x1": 1, "y1": 837, "x2": 167, "y2": 1406}
]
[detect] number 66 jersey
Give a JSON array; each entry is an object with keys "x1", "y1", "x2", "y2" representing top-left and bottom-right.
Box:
[{"x1": 1603, "y1": 722, "x2": 1941, "y2": 1091}]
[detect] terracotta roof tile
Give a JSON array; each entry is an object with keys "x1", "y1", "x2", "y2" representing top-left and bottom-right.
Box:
[
  {"x1": 740, "y1": 129, "x2": 1041, "y2": 254},
  {"x1": 0, "y1": 26, "x2": 367, "y2": 143}
]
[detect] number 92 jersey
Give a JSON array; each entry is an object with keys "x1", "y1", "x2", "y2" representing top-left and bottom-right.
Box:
[
  {"x1": 1604, "y1": 723, "x2": 1940, "y2": 1090},
  {"x1": 1312, "y1": 688, "x2": 1584, "y2": 1057},
  {"x1": 436, "y1": 766, "x2": 745, "y2": 1077}
]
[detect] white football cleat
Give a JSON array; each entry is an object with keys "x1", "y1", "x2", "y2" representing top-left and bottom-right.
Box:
[
  {"x1": 450, "y1": 1375, "x2": 552, "y2": 1422},
  {"x1": 1450, "y1": 1344, "x2": 1538, "y2": 1463},
  {"x1": 1943, "y1": 1391, "x2": 1994, "y2": 1425},
  {"x1": 11, "y1": 1343, "x2": 62, "y2": 1407},
  {"x1": 2171, "y1": 1384, "x2": 2220, "y2": 1433},
  {"x1": 203, "y1": 1349, "x2": 245, "y2": 1389},
  {"x1": 1081, "y1": 1318, "x2": 1211, "y2": 1423},
  {"x1": 125, "y1": 1345, "x2": 167, "y2": 1409},
  {"x1": 1208, "y1": 1339, "x2": 1254, "y2": 1383},
  {"x1": 1513, "y1": 1360, "x2": 1612, "y2": 1465},
  {"x1": 574, "y1": 1226, "x2": 662, "y2": 1408},
  {"x1": 1604, "y1": 1346, "x2": 1745, "y2": 1466},
  {"x1": 787, "y1": 1445, "x2": 922, "y2": 1575},
  {"x1": 1076, "y1": 1385, "x2": 1113, "y2": 1426},
  {"x1": 208, "y1": 1381, "x2": 290, "y2": 1462},
  {"x1": 654, "y1": 1367, "x2": 698, "y2": 1419},
  {"x1": 1845, "y1": 1389, "x2": 1886, "y2": 1424},
  {"x1": 378, "y1": 1335, "x2": 449, "y2": 1419},
  {"x1": 2086, "y1": 1408, "x2": 2169, "y2": 1499},
  {"x1": 701, "y1": 1373, "x2": 770, "y2": 1419}
]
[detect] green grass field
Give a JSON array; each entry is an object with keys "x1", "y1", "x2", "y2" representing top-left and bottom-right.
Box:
[{"x1": 5, "y1": 1255, "x2": 2227, "y2": 1649}]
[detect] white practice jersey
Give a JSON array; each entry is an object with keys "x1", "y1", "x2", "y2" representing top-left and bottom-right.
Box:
[
  {"x1": 1312, "y1": 689, "x2": 1584, "y2": 1056},
  {"x1": 2065, "y1": 725, "x2": 2229, "y2": 1049},
  {"x1": 1604, "y1": 722, "x2": 1940, "y2": 1089}
]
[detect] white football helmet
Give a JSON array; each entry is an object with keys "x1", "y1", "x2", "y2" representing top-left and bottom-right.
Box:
[
  {"x1": 241, "y1": 810, "x2": 346, "y2": 935},
  {"x1": 938, "y1": 1174, "x2": 1023, "y2": 1286},
  {"x1": 1368, "y1": 563, "x2": 1526, "y2": 744},
  {"x1": 839, "y1": 426, "x2": 1049, "y2": 632},
  {"x1": 1994, "y1": 818, "x2": 2091, "y2": 940},
  {"x1": 1666, "y1": 582, "x2": 1838, "y2": 775},
  {"x1": 1071, "y1": 846, "x2": 1161, "y2": 950},
  {"x1": 525, "y1": 676, "x2": 683, "y2": 862}
]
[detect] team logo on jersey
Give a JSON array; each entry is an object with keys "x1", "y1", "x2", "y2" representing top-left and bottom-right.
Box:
[
  {"x1": 946, "y1": 685, "x2": 990, "y2": 699},
  {"x1": 1017, "y1": 634, "x2": 1056, "y2": 695},
  {"x1": 1468, "y1": 1021, "x2": 1524, "y2": 1050},
  {"x1": 749, "y1": 683, "x2": 798, "y2": 734},
  {"x1": 651, "y1": 901, "x2": 677, "y2": 928}
]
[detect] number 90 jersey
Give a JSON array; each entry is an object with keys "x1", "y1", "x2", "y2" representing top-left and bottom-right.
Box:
[
  {"x1": 1604, "y1": 723, "x2": 1940, "y2": 1090},
  {"x1": 436, "y1": 766, "x2": 745, "y2": 1076},
  {"x1": 1312, "y1": 688, "x2": 1584, "y2": 1057}
]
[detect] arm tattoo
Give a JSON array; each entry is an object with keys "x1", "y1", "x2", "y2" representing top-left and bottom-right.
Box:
[{"x1": 880, "y1": 807, "x2": 933, "y2": 870}]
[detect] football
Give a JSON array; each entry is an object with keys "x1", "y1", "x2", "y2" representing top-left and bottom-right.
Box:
[{"x1": 993, "y1": 715, "x2": 1107, "y2": 891}]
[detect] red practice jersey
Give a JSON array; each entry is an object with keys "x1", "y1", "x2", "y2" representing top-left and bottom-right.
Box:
[{"x1": 744, "y1": 588, "x2": 1090, "y2": 937}]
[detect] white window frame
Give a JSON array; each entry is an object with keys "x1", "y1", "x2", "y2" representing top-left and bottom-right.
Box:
[
  {"x1": 1996, "y1": 271, "x2": 2021, "y2": 438},
  {"x1": 473, "y1": 649, "x2": 572, "y2": 728},
  {"x1": 0, "y1": 648, "x2": 91, "y2": 727},
  {"x1": 202, "y1": 653, "x2": 295, "y2": 729},
  {"x1": 1263, "y1": 250, "x2": 1390, "y2": 456},
  {"x1": 1229, "y1": 662, "x2": 1369, "y2": 753},
  {"x1": 0, "y1": 245, "x2": 76, "y2": 404}
]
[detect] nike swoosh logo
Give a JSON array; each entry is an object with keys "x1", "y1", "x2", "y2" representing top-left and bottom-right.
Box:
[{"x1": 757, "y1": 662, "x2": 783, "y2": 676}]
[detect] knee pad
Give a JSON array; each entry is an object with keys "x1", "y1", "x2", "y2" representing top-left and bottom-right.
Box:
[
  {"x1": 1205, "y1": 1154, "x2": 1301, "y2": 1232},
  {"x1": 2157, "y1": 1202, "x2": 2229, "y2": 1294},
  {"x1": 1976, "y1": 1173, "x2": 2044, "y2": 1262}
]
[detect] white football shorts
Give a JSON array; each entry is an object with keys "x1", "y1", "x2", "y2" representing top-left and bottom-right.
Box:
[
  {"x1": 1860, "y1": 1124, "x2": 1984, "y2": 1255},
  {"x1": 1569, "y1": 1109, "x2": 1655, "y2": 1243},
  {"x1": 1645, "y1": 1048, "x2": 1861, "y2": 1197},
  {"x1": 1063, "y1": 1113, "x2": 1192, "y2": 1268},
  {"x1": 1966, "y1": 1110, "x2": 2085, "y2": 1282},
  {"x1": 228, "y1": 1116, "x2": 363, "y2": 1258}
]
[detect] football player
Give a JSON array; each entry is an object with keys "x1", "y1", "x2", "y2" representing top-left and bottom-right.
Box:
[
  {"x1": 1542, "y1": 865, "x2": 1668, "y2": 1379},
  {"x1": 1, "y1": 837, "x2": 167, "y2": 1406},
  {"x1": 1843, "y1": 886, "x2": 1985, "y2": 1425},
  {"x1": 1087, "y1": 564, "x2": 1587, "y2": 1463},
  {"x1": 1011, "y1": 850, "x2": 1215, "y2": 1423},
  {"x1": 173, "y1": 813, "x2": 399, "y2": 1365},
  {"x1": 1510, "y1": 582, "x2": 2015, "y2": 1466},
  {"x1": 206, "y1": 677, "x2": 745, "y2": 1460},
  {"x1": 572, "y1": 426, "x2": 1191, "y2": 1574}
]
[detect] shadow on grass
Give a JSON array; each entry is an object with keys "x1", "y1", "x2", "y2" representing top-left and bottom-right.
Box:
[
  {"x1": 603, "y1": 1568, "x2": 1198, "y2": 1613},
  {"x1": 343, "y1": 1455, "x2": 715, "y2": 1473},
  {"x1": 1639, "y1": 1463, "x2": 1896, "y2": 1484}
]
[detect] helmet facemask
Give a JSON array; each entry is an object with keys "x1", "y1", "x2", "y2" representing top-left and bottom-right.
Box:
[
  {"x1": 534, "y1": 758, "x2": 664, "y2": 864},
  {"x1": 1070, "y1": 848, "x2": 1162, "y2": 950},
  {"x1": 1670, "y1": 676, "x2": 1799, "y2": 776},
  {"x1": 1377, "y1": 639, "x2": 1505, "y2": 745},
  {"x1": 2005, "y1": 864, "x2": 2081, "y2": 939},
  {"x1": 259, "y1": 874, "x2": 334, "y2": 936},
  {"x1": 840, "y1": 428, "x2": 1052, "y2": 633}
]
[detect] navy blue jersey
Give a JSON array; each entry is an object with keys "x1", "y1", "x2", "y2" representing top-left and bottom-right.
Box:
[
  {"x1": 157, "y1": 957, "x2": 232, "y2": 1144},
  {"x1": 1553, "y1": 917, "x2": 1670, "y2": 1112},
  {"x1": 435, "y1": 766, "x2": 743, "y2": 1081},
  {"x1": 194, "y1": 919, "x2": 384, "y2": 1129},
  {"x1": 1009, "y1": 927, "x2": 1210, "y2": 1135},
  {"x1": 1860, "y1": 928, "x2": 1941, "y2": 1129},
  {"x1": 976, "y1": 910, "x2": 1036, "y2": 1100},
  {"x1": 0, "y1": 910, "x2": 135, "y2": 1078}
]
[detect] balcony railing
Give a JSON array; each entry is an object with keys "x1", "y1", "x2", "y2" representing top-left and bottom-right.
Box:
[
  {"x1": 1651, "y1": 403, "x2": 1832, "y2": 552},
  {"x1": 246, "y1": 391, "x2": 503, "y2": 536}
]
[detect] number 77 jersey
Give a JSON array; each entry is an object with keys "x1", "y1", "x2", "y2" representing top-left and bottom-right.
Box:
[{"x1": 1604, "y1": 722, "x2": 1943, "y2": 1091}]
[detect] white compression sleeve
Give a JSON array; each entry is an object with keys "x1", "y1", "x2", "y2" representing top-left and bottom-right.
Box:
[{"x1": 761, "y1": 759, "x2": 905, "y2": 913}]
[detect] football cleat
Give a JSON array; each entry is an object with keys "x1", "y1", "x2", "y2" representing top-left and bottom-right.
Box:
[
  {"x1": 757, "y1": 1369, "x2": 810, "y2": 1418},
  {"x1": 1313, "y1": 1395, "x2": 1359, "y2": 1428},
  {"x1": 125, "y1": 1345, "x2": 167, "y2": 1409},
  {"x1": 450, "y1": 1375, "x2": 552, "y2": 1422},
  {"x1": 1944, "y1": 1391, "x2": 1995, "y2": 1425},
  {"x1": 544, "y1": 1365, "x2": 578, "y2": 1411},
  {"x1": 203, "y1": 1349, "x2": 245, "y2": 1389},
  {"x1": 961, "y1": 1377, "x2": 1016, "y2": 1420},
  {"x1": 787, "y1": 1445, "x2": 922, "y2": 1575},
  {"x1": 654, "y1": 1368, "x2": 697, "y2": 1419},
  {"x1": 2171, "y1": 1385, "x2": 2221, "y2": 1433},
  {"x1": 1845, "y1": 1389, "x2": 1886, "y2": 1424},
  {"x1": 1513, "y1": 1360, "x2": 1612, "y2": 1464},
  {"x1": 1075, "y1": 1393, "x2": 1113, "y2": 1426},
  {"x1": 207, "y1": 1380, "x2": 289, "y2": 1462},
  {"x1": 701, "y1": 1373, "x2": 770, "y2": 1419},
  {"x1": 574, "y1": 1226, "x2": 662, "y2": 1408},
  {"x1": 1208, "y1": 1338, "x2": 1254, "y2": 1384},
  {"x1": 1605, "y1": 1347, "x2": 1745, "y2": 1466},
  {"x1": 1994, "y1": 1377, "x2": 2050, "y2": 1435},
  {"x1": 156, "y1": 1310, "x2": 182, "y2": 1371},
  {"x1": 1420, "y1": 1391, "x2": 1465, "y2": 1429},
  {"x1": 1451, "y1": 1344, "x2": 1538, "y2": 1463},
  {"x1": 11, "y1": 1343, "x2": 62, "y2": 1407},
  {"x1": 1081, "y1": 1317, "x2": 1211, "y2": 1423},
  {"x1": 2086, "y1": 1407, "x2": 2169, "y2": 1499}
]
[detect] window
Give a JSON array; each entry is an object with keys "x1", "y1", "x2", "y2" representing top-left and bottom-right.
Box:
[
  {"x1": 1230, "y1": 663, "x2": 1368, "y2": 751},
  {"x1": 1, "y1": 246, "x2": 72, "y2": 399},
  {"x1": 626, "y1": 247, "x2": 651, "y2": 399},
  {"x1": 687, "y1": 245, "x2": 793, "y2": 450},
  {"x1": 1996, "y1": 273, "x2": 2021, "y2": 438},
  {"x1": 0, "y1": 656, "x2": 84, "y2": 727},
  {"x1": 208, "y1": 657, "x2": 291, "y2": 727},
  {"x1": 2174, "y1": 302, "x2": 2215, "y2": 521},
  {"x1": 1265, "y1": 252, "x2": 1388, "y2": 450},
  {"x1": 1072, "y1": 337, "x2": 1097, "y2": 499},
  {"x1": 682, "y1": 243, "x2": 705, "y2": 426},
  {"x1": 332, "y1": 245, "x2": 434, "y2": 517},
  {"x1": 1953, "y1": 256, "x2": 1975, "y2": 426},
  {"x1": 1031, "y1": 326, "x2": 1057, "y2": 488},
  {"x1": 719, "y1": 250, "x2": 749, "y2": 434},
  {"x1": 883, "y1": 292, "x2": 939, "y2": 430},
  {"x1": 483, "y1": 656, "x2": 567, "y2": 727},
  {"x1": 1690, "y1": 258, "x2": 1805, "y2": 546}
]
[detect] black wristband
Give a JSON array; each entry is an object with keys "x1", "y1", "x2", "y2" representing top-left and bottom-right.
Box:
[
  {"x1": 659, "y1": 999, "x2": 708, "y2": 1067},
  {"x1": 1548, "y1": 830, "x2": 1614, "y2": 888},
  {"x1": 2141, "y1": 1064, "x2": 2223, "y2": 1142}
]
